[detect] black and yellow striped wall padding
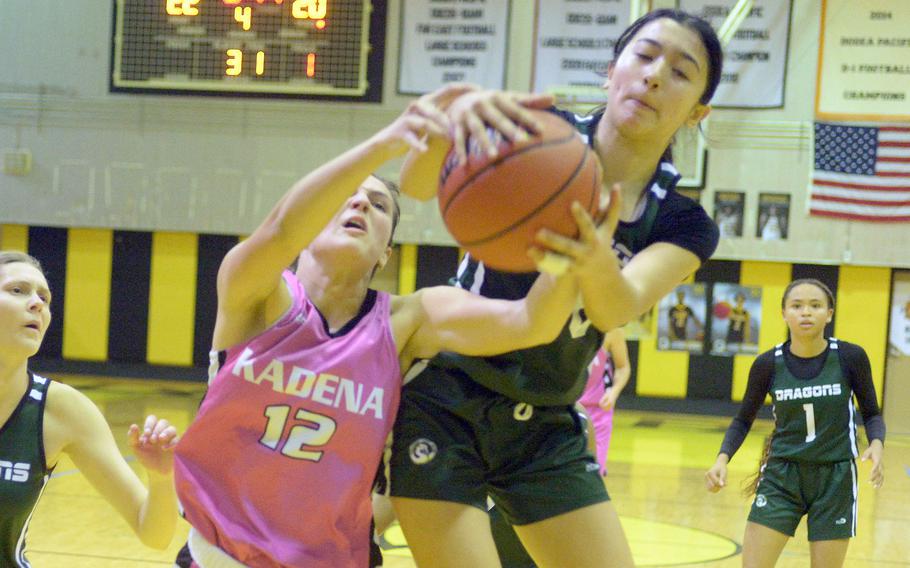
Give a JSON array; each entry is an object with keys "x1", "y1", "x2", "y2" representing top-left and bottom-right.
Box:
[
  {"x1": 1, "y1": 225, "x2": 236, "y2": 376},
  {"x1": 0, "y1": 224, "x2": 888, "y2": 405}
]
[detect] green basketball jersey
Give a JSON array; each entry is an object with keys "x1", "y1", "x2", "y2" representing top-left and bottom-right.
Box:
[
  {"x1": 435, "y1": 187, "x2": 667, "y2": 406},
  {"x1": 769, "y1": 339, "x2": 858, "y2": 463},
  {"x1": 431, "y1": 109, "x2": 718, "y2": 406},
  {"x1": 1, "y1": 373, "x2": 53, "y2": 567}
]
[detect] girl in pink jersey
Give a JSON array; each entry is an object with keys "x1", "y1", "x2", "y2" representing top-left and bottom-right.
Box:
[
  {"x1": 173, "y1": 84, "x2": 593, "y2": 568},
  {"x1": 578, "y1": 328, "x2": 631, "y2": 476}
]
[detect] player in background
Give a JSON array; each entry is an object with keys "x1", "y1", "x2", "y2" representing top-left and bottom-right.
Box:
[
  {"x1": 578, "y1": 328, "x2": 631, "y2": 476},
  {"x1": 0, "y1": 251, "x2": 179, "y2": 567},
  {"x1": 705, "y1": 279, "x2": 885, "y2": 568}
]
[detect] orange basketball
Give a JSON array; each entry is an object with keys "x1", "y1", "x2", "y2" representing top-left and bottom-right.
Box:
[{"x1": 437, "y1": 110, "x2": 603, "y2": 273}]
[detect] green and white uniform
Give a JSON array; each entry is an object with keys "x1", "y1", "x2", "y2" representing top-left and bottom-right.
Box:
[
  {"x1": 389, "y1": 108, "x2": 719, "y2": 526},
  {"x1": 719, "y1": 339, "x2": 885, "y2": 541},
  {"x1": 1, "y1": 373, "x2": 54, "y2": 567},
  {"x1": 768, "y1": 339, "x2": 858, "y2": 462}
]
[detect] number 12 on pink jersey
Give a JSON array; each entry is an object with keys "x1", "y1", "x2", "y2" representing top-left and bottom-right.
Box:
[{"x1": 259, "y1": 405, "x2": 338, "y2": 461}]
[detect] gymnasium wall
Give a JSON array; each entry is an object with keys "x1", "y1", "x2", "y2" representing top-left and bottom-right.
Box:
[
  {"x1": 0, "y1": 223, "x2": 889, "y2": 408},
  {"x1": 0, "y1": 1, "x2": 901, "y2": 408},
  {"x1": 2, "y1": 1, "x2": 910, "y2": 266}
]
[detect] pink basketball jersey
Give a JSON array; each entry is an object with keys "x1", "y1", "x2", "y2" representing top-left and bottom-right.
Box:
[
  {"x1": 578, "y1": 347, "x2": 609, "y2": 407},
  {"x1": 175, "y1": 271, "x2": 401, "y2": 568}
]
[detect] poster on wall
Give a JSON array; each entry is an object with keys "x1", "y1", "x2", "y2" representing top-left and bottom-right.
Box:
[
  {"x1": 714, "y1": 191, "x2": 744, "y2": 238},
  {"x1": 678, "y1": 0, "x2": 791, "y2": 108},
  {"x1": 889, "y1": 275, "x2": 910, "y2": 356},
  {"x1": 657, "y1": 283, "x2": 707, "y2": 354},
  {"x1": 815, "y1": 0, "x2": 910, "y2": 121},
  {"x1": 531, "y1": 0, "x2": 637, "y2": 104},
  {"x1": 398, "y1": 0, "x2": 510, "y2": 94},
  {"x1": 710, "y1": 283, "x2": 762, "y2": 356},
  {"x1": 756, "y1": 193, "x2": 789, "y2": 241}
]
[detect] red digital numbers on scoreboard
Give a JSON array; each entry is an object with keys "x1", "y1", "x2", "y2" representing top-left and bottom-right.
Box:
[{"x1": 111, "y1": 0, "x2": 383, "y2": 100}]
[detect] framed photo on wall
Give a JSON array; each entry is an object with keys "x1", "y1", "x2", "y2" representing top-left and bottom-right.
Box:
[
  {"x1": 714, "y1": 191, "x2": 745, "y2": 239},
  {"x1": 656, "y1": 283, "x2": 708, "y2": 354},
  {"x1": 709, "y1": 284, "x2": 762, "y2": 357},
  {"x1": 756, "y1": 193, "x2": 790, "y2": 241}
]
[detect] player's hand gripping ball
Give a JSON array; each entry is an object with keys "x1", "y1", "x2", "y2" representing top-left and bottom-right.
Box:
[{"x1": 438, "y1": 110, "x2": 604, "y2": 273}]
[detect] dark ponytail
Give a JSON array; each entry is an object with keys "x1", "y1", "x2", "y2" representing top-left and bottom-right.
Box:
[{"x1": 742, "y1": 435, "x2": 772, "y2": 498}]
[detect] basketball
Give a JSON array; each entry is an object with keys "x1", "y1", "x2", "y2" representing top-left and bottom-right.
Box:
[
  {"x1": 713, "y1": 301, "x2": 731, "y2": 319},
  {"x1": 437, "y1": 110, "x2": 603, "y2": 273}
]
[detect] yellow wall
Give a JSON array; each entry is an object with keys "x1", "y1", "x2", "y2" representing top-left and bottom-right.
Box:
[
  {"x1": 4, "y1": 223, "x2": 896, "y2": 411},
  {"x1": 147, "y1": 232, "x2": 199, "y2": 366},
  {"x1": 835, "y1": 266, "x2": 890, "y2": 406},
  {"x1": 0, "y1": 224, "x2": 29, "y2": 251},
  {"x1": 62, "y1": 229, "x2": 113, "y2": 361}
]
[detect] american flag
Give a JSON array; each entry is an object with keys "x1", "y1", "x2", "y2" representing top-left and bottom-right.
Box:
[{"x1": 810, "y1": 122, "x2": 910, "y2": 222}]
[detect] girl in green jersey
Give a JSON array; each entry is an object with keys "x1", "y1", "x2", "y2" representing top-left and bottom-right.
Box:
[
  {"x1": 706, "y1": 279, "x2": 885, "y2": 568},
  {"x1": 0, "y1": 251, "x2": 180, "y2": 566}
]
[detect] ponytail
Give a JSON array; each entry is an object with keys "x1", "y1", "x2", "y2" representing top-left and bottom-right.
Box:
[{"x1": 742, "y1": 435, "x2": 772, "y2": 498}]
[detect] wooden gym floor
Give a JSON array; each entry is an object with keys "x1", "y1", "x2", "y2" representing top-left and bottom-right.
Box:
[{"x1": 22, "y1": 375, "x2": 910, "y2": 567}]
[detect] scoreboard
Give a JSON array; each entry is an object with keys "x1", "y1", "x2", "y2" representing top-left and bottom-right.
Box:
[{"x1": 111, "y1": 0, "x2": 384, "y2": 100}]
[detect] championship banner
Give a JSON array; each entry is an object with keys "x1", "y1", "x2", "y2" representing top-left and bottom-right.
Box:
[
  {"x1": 815, "y1": 0, "x2": 910, "y2": 121},
  {"x1": 531, "y1": 0, "x2": 638, "y2": 104},
  {"x1": 398, "y1": 0, "x2": 510, "y2": 94},
  {"x1": 679, "y1": 0, "x2": 791, "y2": 108}
]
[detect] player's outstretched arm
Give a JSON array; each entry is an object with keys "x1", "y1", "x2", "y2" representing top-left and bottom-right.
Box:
[
  {"x1": 46, "y1": 382, "x2": 179, "y2": 549},
  {"x1": 530, "y1": 184, "x2": 693, "y2": 331},
  {"x1": 394, "y1": 268, "x2": 578, "y2": 364},
  {"x1": 218, "y1": 97, "x2": 450, "y2": 314}
]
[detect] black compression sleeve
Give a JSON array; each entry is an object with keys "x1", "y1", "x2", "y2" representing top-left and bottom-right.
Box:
[
  {"x1": 719, "y1": 418, "x2": 751, "y2": 458},
  {"x1": 718, "y1": 351, "x2": 774, "y2": 459},
  {"x1": 864, "y1": 415, "x2": 886, "y2": 445},
  {"x1": 841, "y1": 342, "x2": 886, "y2": 443},
  {"x1": 839, "y1": 341, "x2": 885, "y2": 443}
]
